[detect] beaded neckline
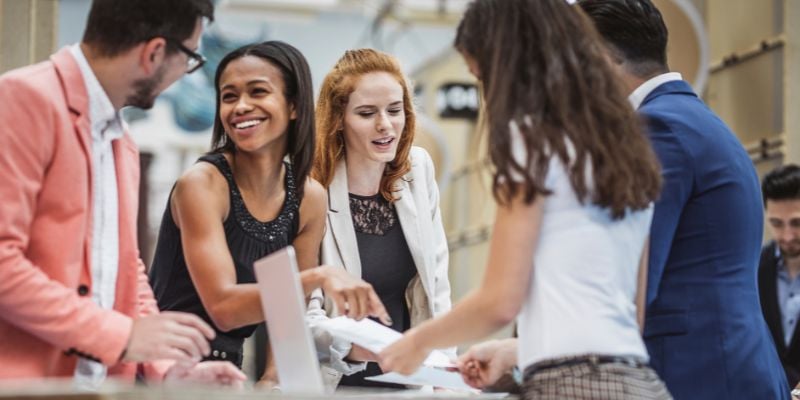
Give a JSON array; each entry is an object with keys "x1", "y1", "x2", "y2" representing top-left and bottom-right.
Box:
[{"x1": 203, "y1": 153, "x2": 299, "y2": 243}]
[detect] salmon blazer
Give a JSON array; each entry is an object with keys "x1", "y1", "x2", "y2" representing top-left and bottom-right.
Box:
[{"x1": 0, "y1": 47, "x2": 167, "y2": 380}]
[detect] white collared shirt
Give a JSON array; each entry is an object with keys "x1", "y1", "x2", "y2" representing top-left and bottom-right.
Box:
[
  {"x1": 69, "y1": 44, "x2": 124, "y2": 390},
  {"x1": 628, "y1": 72, "x2": 683, "y2": 110}
]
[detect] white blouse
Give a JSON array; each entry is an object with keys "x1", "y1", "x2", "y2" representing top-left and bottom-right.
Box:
[{"x1": 508, "y1": 120, "x2": 652, "y2": 369}]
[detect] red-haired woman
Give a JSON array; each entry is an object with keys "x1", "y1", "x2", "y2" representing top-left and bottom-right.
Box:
[{"x1": 308, "y1": 48, "x2": 453, "y2": 388}]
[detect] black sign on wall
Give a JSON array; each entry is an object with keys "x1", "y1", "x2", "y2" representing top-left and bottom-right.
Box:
[{"x1": 436, "y1": 83, "x2": 479, "y2": 120}]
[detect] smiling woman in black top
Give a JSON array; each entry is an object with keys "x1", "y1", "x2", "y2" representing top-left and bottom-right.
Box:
[{"x1": 148, "y1": 41, "x2": 389, "y2": 382}]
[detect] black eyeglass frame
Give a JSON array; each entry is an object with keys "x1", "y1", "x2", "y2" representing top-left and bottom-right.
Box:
[{"x1": 163, "y1": 37, "x2": 206, "y2": 74}]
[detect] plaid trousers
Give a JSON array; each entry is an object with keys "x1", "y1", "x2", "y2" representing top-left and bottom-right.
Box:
[{"x1": 521, "y1": 355, "x2": 673, "y2": 400}]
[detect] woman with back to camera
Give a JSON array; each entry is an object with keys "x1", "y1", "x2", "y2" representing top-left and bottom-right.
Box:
[
  {"x1": 307, "y1": 48, "x2": 453, "y2": 388},
  {"x1": 148, "y1": 41, "x2": 388, "y2": 382},
  {"x1": 378, "y1": 0, "x2": 672, "y2": 398}
]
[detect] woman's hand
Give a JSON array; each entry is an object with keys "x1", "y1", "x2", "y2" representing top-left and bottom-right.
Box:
[
  {"x1": 256, "y1": 355, "x2": 279, "y2": 389},
  {"x1": 317, "y1": 265, "x2": 391, "y2": 325},
  {"x1": 378, "y1": 329, "x2": 431, "y2": 376},
  {"x1": 457, "y1": 338, "x2": 518, "y2": 389},
  {"x1": 164, "y1": 361, "x2": 247, "y2": 388}
]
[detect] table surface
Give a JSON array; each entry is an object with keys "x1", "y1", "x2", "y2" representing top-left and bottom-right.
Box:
[{"x1": 0, "y1": 380, "x2": 517, "y2": 400}]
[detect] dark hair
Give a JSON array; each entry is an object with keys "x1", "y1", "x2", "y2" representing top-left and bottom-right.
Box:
[
  {"x1": 454, "y1": 0, "x2": 661, "y2": 219},
  {"x1": 577, "y1": 0, "x2": 669, "y2": 78},
  {"x1": 763, "y1": 164, "x2": 800, "y2": 206},
  {"x1": 82, "y1": 0, "x2": 214, "y2": 58},
  {"x1": 210, "y1": 41, "x2": 315, "y2": 200},
  {"x1": 313, "y1": 49, "x2": 416, "y2": 203}
]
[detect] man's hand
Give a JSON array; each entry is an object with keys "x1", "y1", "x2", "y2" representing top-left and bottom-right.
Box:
[
  {"x1": 122, "y1": 311, "x2": 214, "y2": 364},
  {"x1": 457, "y1": 338, "x2": 518, "y2": 389},
  {"x1": 164, "y1": 361, "x2": 247, "y2": 388},
  {"x1": 318, "y1": 265, "x2": 391, "y2": 324},
  {"x1": 346, "y1": 344, "x2": 378, "y2": 362}
]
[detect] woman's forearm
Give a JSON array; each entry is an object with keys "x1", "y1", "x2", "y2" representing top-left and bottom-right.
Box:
[
  {"x1": 204, "y1": 284, "x2": 264, "y2": 332},
  {"x1": 407, "y1": 289, "x2": 517, "y2": 352}
]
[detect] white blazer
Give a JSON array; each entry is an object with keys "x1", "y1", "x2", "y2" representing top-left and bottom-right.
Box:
[{"x1": 307, "y1": 146, "x2": 453, "y2": 384}]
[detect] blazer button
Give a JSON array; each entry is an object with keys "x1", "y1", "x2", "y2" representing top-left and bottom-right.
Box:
[{"x1": 77, "y1": 285, "x2": 89, "y2": 296}]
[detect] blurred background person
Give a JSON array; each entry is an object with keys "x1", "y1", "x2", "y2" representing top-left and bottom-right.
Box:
[{"x1": 760, "y1": 164, "x2": 800, "y2": 388}]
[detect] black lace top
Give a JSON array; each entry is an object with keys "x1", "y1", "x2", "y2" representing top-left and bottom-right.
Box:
[
  {"x1": 148, "y1": 153, "x2": 300, "y2": 368},
  {"x1": 338, "y1": 193, "x2": 417, "y2": 388},
  {"x1": 348, "y1": 193, "x2": 398, "y2": 235}
]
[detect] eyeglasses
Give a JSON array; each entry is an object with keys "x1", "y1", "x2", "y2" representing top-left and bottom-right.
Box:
[{"x1": 165, "y1": 38, "x2": 206, "y2": 74}]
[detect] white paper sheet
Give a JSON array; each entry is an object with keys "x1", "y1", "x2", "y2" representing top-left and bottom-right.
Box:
[
  {"x1": 317, "y1": 316, "x2": 455, "y2": 368},
  {"x1": 365, "y1": 367, "x2": 477, "y2": 392}
]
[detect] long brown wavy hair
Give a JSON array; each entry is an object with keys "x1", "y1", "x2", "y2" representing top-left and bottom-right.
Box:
[
  {"x1": 312, "y1": 49, "x2": 416, "y2": 202},
  {"x1": 455, "y1": 0, "x2": 661, "y2": 219}
]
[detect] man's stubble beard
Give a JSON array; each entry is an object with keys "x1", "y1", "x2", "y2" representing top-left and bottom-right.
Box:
[{"x1": 125, "y1": 63, "x2": 167, "y2": 110}]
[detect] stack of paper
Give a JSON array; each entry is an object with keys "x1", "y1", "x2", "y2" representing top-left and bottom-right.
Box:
[{"x1": 316, "y1": 317, "x2": 475, "y2": 391}]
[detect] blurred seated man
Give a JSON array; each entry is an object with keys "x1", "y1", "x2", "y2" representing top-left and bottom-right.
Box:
[{"x1": 760, "y1": 164, "x2": 800, "y2": 388}]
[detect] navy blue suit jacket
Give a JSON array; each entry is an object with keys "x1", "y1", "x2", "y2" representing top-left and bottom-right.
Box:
[{"x1": 641, "y1": 80, "x2": 788, "y2": 399}]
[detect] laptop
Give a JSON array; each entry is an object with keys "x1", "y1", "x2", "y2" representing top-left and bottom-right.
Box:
[
  {"x1": 253, "y1": 246, "x2": 326, "y2": 395},
  {"x1": 254, "y1": 247, "x2": 483, "y2": 396}
]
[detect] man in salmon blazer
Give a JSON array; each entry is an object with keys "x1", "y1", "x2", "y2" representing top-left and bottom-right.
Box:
[{"x1": 0, "y1": 0, "x2": 244, "y2": 387}]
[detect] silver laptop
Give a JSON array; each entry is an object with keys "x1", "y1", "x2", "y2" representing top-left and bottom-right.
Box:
[{"x1": 254, "y1": 246, "x2": 326, "y2": 395}]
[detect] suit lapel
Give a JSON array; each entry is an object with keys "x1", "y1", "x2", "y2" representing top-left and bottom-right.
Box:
[
  {"x1": 328, "y1": 158, "x2": 362, "y2": 277},
  {"x1": 113, "y1": 137, "x2": 140, "y2": 302},
  {"x1": 762, "y1": 244, "x2": 787, "y2": 354},
  {"x1": 52, "y1": 47, "x2": 94, "y2": 282},
  {"x1": 52, "y1": 48, "x2": 92, "y2": 164},
  {"x1": 788, "y1": 318, "x2": 800, "y2": 358},
  {"x1": 394, "y1": 176, "x2": 432, "y2": 299}
]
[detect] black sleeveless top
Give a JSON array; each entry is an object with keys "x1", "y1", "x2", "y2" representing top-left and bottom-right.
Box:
[{"x1": 148, "y1": 153, "x2": 300, "y2": 367}]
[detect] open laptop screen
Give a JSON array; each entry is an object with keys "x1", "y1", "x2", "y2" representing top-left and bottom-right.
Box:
[{"x1": 254, "y1": 245, "x2": 326, "y2": 395}]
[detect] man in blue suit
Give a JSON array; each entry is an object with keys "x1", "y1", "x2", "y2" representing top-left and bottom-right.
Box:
[{"x1": 578, "y1": 1, "x2": 789, "y2": 398}]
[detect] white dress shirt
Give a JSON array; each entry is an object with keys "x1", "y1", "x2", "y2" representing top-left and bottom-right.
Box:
[
  {"x1": 628, "y1": 72, "x2": 683, "y2": 110},
  {"x1": 69, "y1": 44, "x2": 124, "y2": 390}
]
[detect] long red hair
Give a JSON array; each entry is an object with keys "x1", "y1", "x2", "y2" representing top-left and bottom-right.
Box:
[{"x1": 313, "y1": 49, "x2": 416, "y2": 201}]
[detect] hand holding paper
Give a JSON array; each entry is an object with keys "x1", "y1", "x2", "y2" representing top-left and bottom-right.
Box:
[
  {"x1": 317, "y1": 316, "x2": 454, "y2": 368},
  {"x1": 377, "y1": 325, "x2": 431, "y2": 376},
  {"x1": 317, "y1": 317, "x2": 475, "y2": 390}
]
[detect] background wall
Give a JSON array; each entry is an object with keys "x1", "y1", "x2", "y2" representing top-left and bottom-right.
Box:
[{"x1": 0, "y1": 0, "x2": 57, "y2": 73}]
